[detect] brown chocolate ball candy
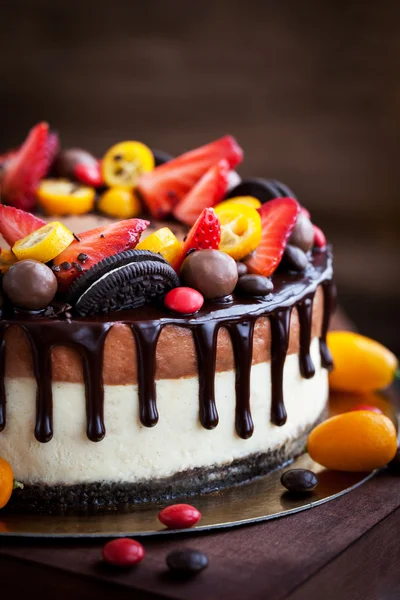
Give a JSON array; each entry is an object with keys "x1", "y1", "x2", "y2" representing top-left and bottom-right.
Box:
[
  {"x1": 281, "y1": 244, "x2": 308, "y2": 271},
  {"x1": 3, "y1": 260, "x2": 58, "y2": 310},
  {"x1": 289, "y1": 212, "x2": 315, "y2": 252},
  {"x1": 236, "y1": 274, "x2": 274, "y2": 296},
  {"x1": 236, "y1": 262, "x2": 248, "y2": 277},
  {"x1": 181, "y1": 250, "x2": 238, "y2": 299},
  {"x1": 54, "y1": 148, "x2": 97, "y2": 178}
]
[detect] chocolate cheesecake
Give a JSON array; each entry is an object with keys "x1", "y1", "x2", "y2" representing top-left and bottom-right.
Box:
[{"x1": 0, "y1": 126, "x2": 335, "y2": 512}]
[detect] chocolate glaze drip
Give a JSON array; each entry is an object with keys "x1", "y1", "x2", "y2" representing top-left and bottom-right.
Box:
[
  {"x1": 319, "y1": 278, "x2": 337, "y2": 371},
  {"x1": 297, "y1": 295, "x2": 316, "y2": 379},
  {"x1": 270, "y1": 309, "x2": 292, "y2": 426},
  {"x1": 130, "y1": 323, "x2": 161, "y2": 427},
  {"x1": 0, "y1": 249, "x2": 334, "y2": 443},
  {"x1": 192, "y1": 323, "x2": 220, "y2": 429},
  {"x1": 228, "y1": 320, "x2": 255, "y2": 439}
]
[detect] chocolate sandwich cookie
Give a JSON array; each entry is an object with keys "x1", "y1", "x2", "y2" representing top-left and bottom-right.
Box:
[
  {"x1": 268, "y1": 179, "x2": 297, "y2": 199},
  {"x1": 151, "y1": 148, "x2": 174, "y2": 166},
  {"x1": 226, "y1": 177, "x2": 296, "y2": 204},
  {"x1": 68, "y1": 249, "x2": 180, "y2": 316}
]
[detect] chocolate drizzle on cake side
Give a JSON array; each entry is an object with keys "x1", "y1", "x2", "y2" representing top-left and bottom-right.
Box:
[{"x1": 0, "y1": 249, "x2": 335, "y2": 443}]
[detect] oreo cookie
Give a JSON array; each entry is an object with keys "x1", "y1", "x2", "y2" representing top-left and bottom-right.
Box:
[
  {"x1": 68, "y1": 250, "x2": 180, "y2": 316},
  {"x1": 226, "y1": 177, "x2": 297, "y2": 203},
  {"x1": 151, "y1": 148, "x2": 174, "y2": 167},
  {"x1": 268, "y1": 179, "x2": 297, "y2": 199}
]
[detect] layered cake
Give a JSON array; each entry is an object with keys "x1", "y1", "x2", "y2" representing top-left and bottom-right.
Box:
[{"x1": 0, "y1": 123, "x2": 335, "y2": 511}]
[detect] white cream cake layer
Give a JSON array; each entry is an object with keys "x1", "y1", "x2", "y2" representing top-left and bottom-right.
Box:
[{"x1": 1, "y1": 338, "x2": 327, "y2": 485}]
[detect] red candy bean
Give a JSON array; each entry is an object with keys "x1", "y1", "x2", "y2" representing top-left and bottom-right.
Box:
[
  {"x1": 158, "y1": 503, "x2": 202, "y2": 529},
  {"x1": 102, "y1": 538, "x2": 145, "y2": 567},
  {"x1": 164, "y1": 287, "x2": 204, "y2": 314},
  {"x1": 353, "y1": 404, "x2": 383, "y2": 414},
  {"x1": 313, "y1": 225, "x2": 326, "y2": 248}
]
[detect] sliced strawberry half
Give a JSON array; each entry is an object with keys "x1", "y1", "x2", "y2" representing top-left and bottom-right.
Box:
[
  {"x1": 53, "y1": 218, "x2": 149, "y2": 290},
  {"x1": 0, "y1": 204, "x2": 46, "y2": 246},
  {"x1": 244, "y1": 198, "x2": 300, "y2": 277},
  {"x1": 137, "y1": 135, "x2": 243, "y2": 219},
  {"x1": 1, "y1": 122, "x2": 59, "y2": 211},
  {"x1": 173, "y1": 159, "x2": 230, "y2": 226},
  {"x1": 174, "y1": 207, "x2": 221, "y2": 272}
]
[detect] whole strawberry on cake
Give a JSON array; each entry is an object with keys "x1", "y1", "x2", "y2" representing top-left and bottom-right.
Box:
[{"x1": 0, "y1": 123, "x2": 334, "y2": 512}]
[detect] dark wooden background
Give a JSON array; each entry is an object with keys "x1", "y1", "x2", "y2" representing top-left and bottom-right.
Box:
[{"x1": 1, "y1": 0, "x2": 399, "y2": 352}]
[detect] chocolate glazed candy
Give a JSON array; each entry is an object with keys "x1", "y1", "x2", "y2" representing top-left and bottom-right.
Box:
[{"x1": 0, "y1": 249, "x2": 334, "y2": 442}]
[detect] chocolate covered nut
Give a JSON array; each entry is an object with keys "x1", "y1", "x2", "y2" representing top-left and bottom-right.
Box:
[
  {"x1": 281, "y1": 469, "x2": 318, "y2": 493},
  {"x1": 281, "y1": 244, "x2": 308, "y2": 271},
  {"x1": 181, "y1": 250, "x2": 238, "y2": 299},
  {"x1": 289, "y1": 212, "x2": 315, "y2": 252},
  {"x1": 236, "y1": 262, "x2": 248, "y2": 277},
  {"x1": 2, "y1": 260, "x2": 57, "y2": 310},
  {"x1": 236, "y1": 274, "x2": 273, "y2": 296}
]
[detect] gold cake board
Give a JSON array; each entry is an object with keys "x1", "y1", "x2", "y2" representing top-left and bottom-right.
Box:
[{"x1": 0, "y1": 453, "x2": 375, "y2": 538}]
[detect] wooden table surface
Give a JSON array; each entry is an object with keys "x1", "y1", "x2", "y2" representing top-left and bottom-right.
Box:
[{"x1": 0, "y1": 468, "x2": 399, "y2": 600}]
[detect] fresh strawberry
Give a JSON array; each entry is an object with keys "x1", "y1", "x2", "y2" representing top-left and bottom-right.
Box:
[
  {"x1": 0, "y1": 204, "x2": 46, "y2": 246},
  {"x1": 0, "y1": 148, "x2": 18, "y2": 177},
  {"x1": 174, "y1": 208, "x2": 221, "y2": 272},
  {"x1": 137, "y1": 135, "x2": 243, "y2": 219},
  {"x1": 173, "y1": 159, "x2": 230, "y2": 226},
  {"x1": 1, "y1": 122, "x2": 59, "y2": 211},
  {"x1": 313, "y1": 224, "x2": 327, "y2": 248},
  {"x1": 244, "y1": 198, "x2": 300, "y2": 277},
  {"x1": 52, "y1": 218, "x2": 149, "y2": 290},
  {"x1": 74, "y1": 160, "x2": 103, "y2": 187}
]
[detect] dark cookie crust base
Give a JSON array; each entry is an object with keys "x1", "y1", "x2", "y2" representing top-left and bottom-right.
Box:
[{"x1": 6, "y1": 413, "x2": 326, "y2": 515}]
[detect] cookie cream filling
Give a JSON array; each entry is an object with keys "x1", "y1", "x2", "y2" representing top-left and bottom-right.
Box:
[{"x1": 1, "y1": 338, "x2": 327, "y2": 485}]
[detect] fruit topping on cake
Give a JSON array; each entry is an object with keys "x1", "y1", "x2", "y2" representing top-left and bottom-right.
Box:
[
  {"x1": 174, "y1": 207, "x2": 221, "y2": 272},
  {"x1": 0, "y1": 122, "x2": 58, "y2": 211},
  {"x1": 215, "y1": 202, "x2": 262, "y2": 261},
  {"x1": 54, "y1": 148, "x2": 103, "y2": 187},
  {"x1": 97, "y1": 187, "x2": 142, "y2": 219},
  {"x1": 172, "y1": 159, "x2": 230, "y2": 226},
  {"x1": 37, "y1": 179, "x2": 96, "y2": 215},
  {"x1": 0, "y1": 127, "x2": 331, "y2": 319},
  {"x1": 12, "y1": 222, "x2": 75, "y2": 263},
  {"x1": 244, "y1": 197, "x2": 300, "y2": 277},
  {"x1": 0, "y1": 204, "x2": 46, "y2": 246},
  {"x1": 52, "y1": 218, "x2": 149, "y2": 290},
  {"x1": 137, "y1": 135, "x2": 243, "y2": 218}
]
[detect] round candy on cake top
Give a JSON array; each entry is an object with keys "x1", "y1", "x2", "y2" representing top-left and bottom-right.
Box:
[
  {"x1": 236, "y1": 274, "x2": 273, "y2": 296},
  {"x1": 180, "y1": 249, "x2": 238, "y2": 299},
  {"x1": 2, "y1": 260, "x2": 57, "y2": 310},
  {"x1": 164, "y1": 287, "x2": 204, "y2": 314},
  {"x1": 289, "y1": 211, "x2": 315, "y2": 253}
]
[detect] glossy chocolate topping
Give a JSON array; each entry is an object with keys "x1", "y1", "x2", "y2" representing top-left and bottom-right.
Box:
[{"x1": 0, "y1": 249, "x2": 334, "y2": 443}]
